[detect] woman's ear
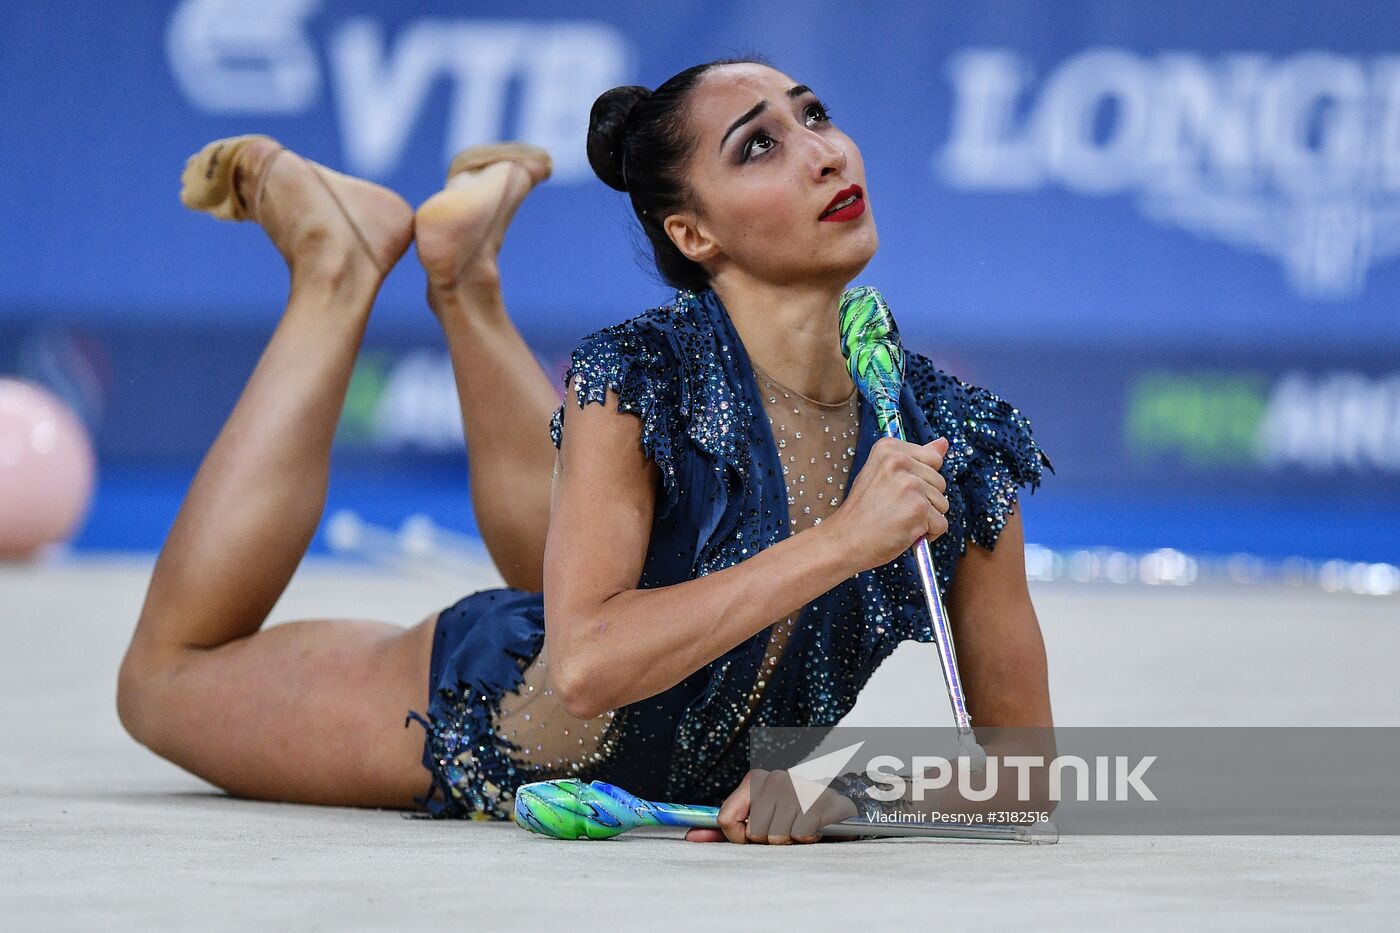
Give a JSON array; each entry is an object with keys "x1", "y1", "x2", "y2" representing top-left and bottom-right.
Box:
[{"x1": 663, "y1": 212, "x2": 720, "y2": 265}]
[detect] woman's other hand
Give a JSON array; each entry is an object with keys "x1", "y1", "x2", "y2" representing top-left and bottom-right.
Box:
[
  {"x1": 822, "y1": 435, "x2": 951, "y2": 573},
  {"x1": 683, "y1": 769, "x2": 860, "y2": 844}
]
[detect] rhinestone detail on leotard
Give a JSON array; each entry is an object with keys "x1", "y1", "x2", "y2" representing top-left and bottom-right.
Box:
[{"x1": 738, "y1": 361, "x2": 860, "y2": 722}]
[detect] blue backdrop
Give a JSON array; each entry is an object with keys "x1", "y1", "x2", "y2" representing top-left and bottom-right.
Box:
[{"x1": 2, "y1": 0, "x2": 1397, "y2": 561}]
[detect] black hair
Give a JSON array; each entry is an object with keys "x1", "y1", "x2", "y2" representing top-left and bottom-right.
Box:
[{"x1": 586, "y1": 55, "x2": 772, "y2": 292}]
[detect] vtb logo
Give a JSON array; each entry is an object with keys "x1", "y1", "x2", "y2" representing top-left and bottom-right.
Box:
[{"x1": 166, "y1": 0, "x2": 630, "y2": 180}]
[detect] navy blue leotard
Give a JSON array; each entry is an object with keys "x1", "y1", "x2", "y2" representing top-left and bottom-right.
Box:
[{"x1": 406, "y1": 286, "x2": 1053, "y2": 819}]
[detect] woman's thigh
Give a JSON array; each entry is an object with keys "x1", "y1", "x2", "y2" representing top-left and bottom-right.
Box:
[{"x1": 131, "y1": 613, "x2": 439, "y2": 810}]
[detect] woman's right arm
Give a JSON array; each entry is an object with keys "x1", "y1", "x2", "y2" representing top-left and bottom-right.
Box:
[{"x1": 543, "y1": 379, "x2": 951, "y2": 720}]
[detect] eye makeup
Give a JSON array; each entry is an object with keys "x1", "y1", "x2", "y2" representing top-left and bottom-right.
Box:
[{"x1": 738, "y1": 98, "x2": 834, "y2": 163}]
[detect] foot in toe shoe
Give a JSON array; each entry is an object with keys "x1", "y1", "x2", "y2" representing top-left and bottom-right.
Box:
[
  {"x1": 180, "y1": 135, "x2": 415, "y2": 277},
  {"x1": 414, "y1": 143, "x2": 553, "y2": 291}
]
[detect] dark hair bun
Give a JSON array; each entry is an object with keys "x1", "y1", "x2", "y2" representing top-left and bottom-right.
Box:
[{"x1": 587, "y1": 85, "x2": 651, "y2": 192}]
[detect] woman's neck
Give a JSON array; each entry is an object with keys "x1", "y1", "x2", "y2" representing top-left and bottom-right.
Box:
[{"x1": 707, "y1": 275, "x2": 855, "y2": 405}]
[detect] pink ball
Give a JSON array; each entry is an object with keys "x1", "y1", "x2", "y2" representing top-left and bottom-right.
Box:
[{"x1": 0, "y1": 378, "x2": 96, "y2": 560}]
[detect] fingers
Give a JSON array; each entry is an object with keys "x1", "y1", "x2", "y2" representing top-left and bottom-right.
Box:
[
  {"x1": 684, "y1": 828, "x2": 727, "y2": 843},
  {"x1": 892, "y1": 448, "x2": 949, "y2": 517},
  {"x1": 763, "y1": 786, "x2": 802, "y2": 846},
  {"x1": 922, "y1": 503, "x2": 951, "y2": 546},
  {"x1": 791, "y1": 787, "x2": 858, "y2": 842},
  {"x1": 872, "y1": 436, "x2": 950, "y2": 494},
  {"x1": 737, "y1": 770, "x2": 837, "y2": 845},
  {"x1": 873, "y1": 431, "x2": 952, "y2": 467},
  {"x1": 913, "y1": 470, "x2": 950, "y2": 513},
  {"x1": 900, "y1": 456, "x2": 947, "y2": 502},
  {"x1": 906, "y1": 441, "x2": 951, "y2": 544},
  {"x1": 715, "y1": 771, "x2": 753, "y2": 845},
  {"x1": 744, "y1": 770, "x2": 778, "y2": 843},
  {"x1": 913, "y1": 437, "x2": 950, "y2": 476}
]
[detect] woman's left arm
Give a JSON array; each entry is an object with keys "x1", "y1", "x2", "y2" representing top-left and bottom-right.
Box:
[{"x1": 945, "y1": 505, "x2": 1054, "y2": 728}]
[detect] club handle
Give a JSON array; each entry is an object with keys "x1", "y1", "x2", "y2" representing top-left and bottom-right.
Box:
[
  {"x1": 638, "y1": 801, "x2": 722, "y2": 829},
  {"x1": 881, "y1": 421, "x2": 974, "y2": 736}
]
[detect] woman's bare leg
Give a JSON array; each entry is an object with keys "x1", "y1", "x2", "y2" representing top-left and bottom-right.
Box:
[
  {"x1": 117, "y1": 140, "x2": 432, "y2": 809},
  {"x1": 414, "y1": 148, "x2": 560, "y2": 593}
]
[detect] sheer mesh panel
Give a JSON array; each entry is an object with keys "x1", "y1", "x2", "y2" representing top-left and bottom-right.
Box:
[
  {"x1": 492, "y1": 635, "x2": 617, "y2": 776},
  {"x1": 739, "y1": 364, "x2": 861, "y2": 721}
]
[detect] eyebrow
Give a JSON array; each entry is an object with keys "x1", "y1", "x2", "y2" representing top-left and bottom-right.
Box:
[{"x1": 718, "y1": 84, "x2": 813, "y2": 153}]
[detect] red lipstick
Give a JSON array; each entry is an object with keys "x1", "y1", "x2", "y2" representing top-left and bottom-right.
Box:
[{"x1": 819, "y1": 184, "x2": 865, "y2": 222}]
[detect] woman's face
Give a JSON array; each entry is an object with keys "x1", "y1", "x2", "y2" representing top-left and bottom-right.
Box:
[{"x1": 667, "y1": 63, "x2": 878, "y2": 288}]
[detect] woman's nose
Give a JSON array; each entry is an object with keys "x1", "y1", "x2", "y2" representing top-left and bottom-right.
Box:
[{"x1": 808, "y1": 133, "x2": 847, "y2": 180}]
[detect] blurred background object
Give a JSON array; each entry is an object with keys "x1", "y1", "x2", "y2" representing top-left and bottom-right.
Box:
[
  {"x1": 1, "y1": 0, "x2": 1396, "y2": 575},
  {"x1": 0, "y1": 379, "x2": 96, "y2": 559}
]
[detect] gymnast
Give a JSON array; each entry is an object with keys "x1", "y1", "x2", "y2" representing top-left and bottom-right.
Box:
[{"x1": 117, "y1": 57, "x2": 1053, "y2": 844}]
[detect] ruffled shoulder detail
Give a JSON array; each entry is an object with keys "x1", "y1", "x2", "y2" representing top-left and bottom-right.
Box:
[
  {"x1": 549, "y1": 307, "x2": 685, "y2": 520},
  {"x1": 905, "y1": 352, "x2": 1055, "y2": 552}
]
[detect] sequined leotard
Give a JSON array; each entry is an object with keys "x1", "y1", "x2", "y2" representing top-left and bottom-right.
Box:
[{"x1": 407, "y1": 287, "x2": 1053, "y2": 820}]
